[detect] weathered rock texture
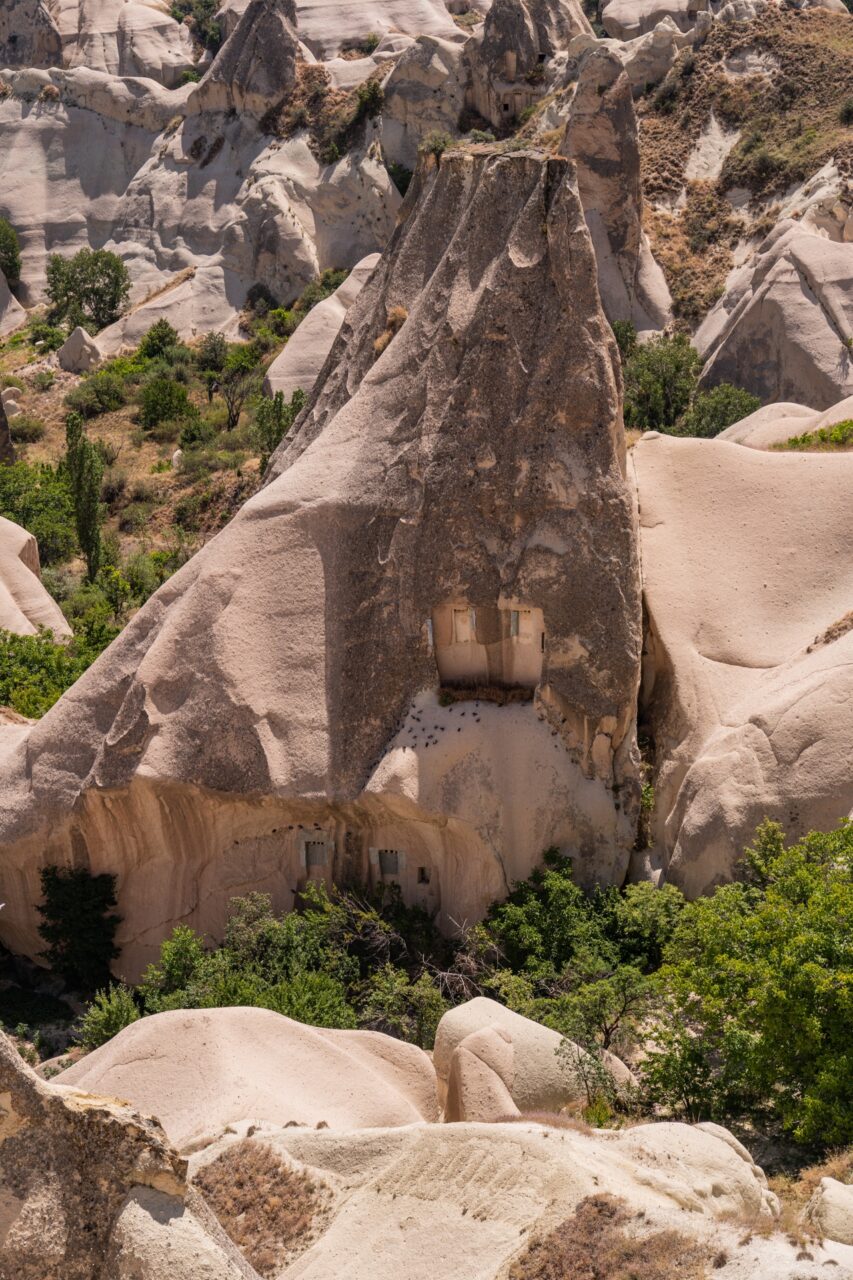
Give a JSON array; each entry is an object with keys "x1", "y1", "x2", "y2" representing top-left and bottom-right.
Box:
[
  {"x1": 0, "y1": 1030, "x2": 253, "y2": 1280},
  {"x1": 381, "y1": 34, "x2": 467, "y2": 169},
  {"x1": 0, "y1": 149, "x2": 641, "y2": 977},
  {"x1": 696, "y1": 220, "x2": 853, "y2": 409},
  {"x1": 0, "y1": 515, "x2": 72, "y2": 639},
  {"x1": 562, "y1": 48, "x2": 671, "y2": 330},
  {"x1": 466, "y1": 0, "x2": 592, "y2": 126},
  {"x1": 0, "y1": 0, "x2": 62, "y2": 69},
  {"x1": 632, "y1": 433, "x2": 853, "y2": 893},
  {"x1": 59, "y1": 1006, "x2": 439, "y2": 1149},
  {"x1": 191, "y1": 0, "x2": 299, "y2": 117},
  {"x1": 0, "y1": 275, "x2": 25, "y2": 340},
  {"x1": 443, "y1": 1025, "x2": 519, "y2": 1122}
]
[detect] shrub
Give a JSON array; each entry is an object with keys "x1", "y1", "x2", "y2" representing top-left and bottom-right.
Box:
[
  {"x1": 0, "y1": 627, "x2": 105, "y2": 716},
  {"x1": 622, "y1": 333, "x2": 702, "y2": 432},
  {"x1": 170, "y1": 0, "x2": 222, "y2": 52},
  {"x1": 196, "y1": 330, "x2": 228, "y2": 372},
  {"x1": 420, "y1": 130, "x2": 452, "y2": 158},
  {"x1": 178, "y1": 414, "x2": 217, "y2": 449},
  {"x1": 0, "y1": 216, "x2": 21, "y2": 287},
  {"x1": 32, "y1": 370, "x2": 55, "y2": 393},
  {"x1": 10, "y1": 413, "x2": 45, "y2": 444},
  {"x1": 251, "y1": 387, "x2": 305, "y2": 469},
  {"x1": 841, "y1": 98, "x2": 853, "y2": 127},
  {"x1": 0, "y1": 460, "x2": 76, "y2": 564},
  {"x1": 37, "y1": 866, "x2": 121, "y2": 992},
  {"x1": 140, "y1": 377, "x2": 194, "y2": 428},
  {"x1": 64, "y1": 371, "x2": 126, "y2": 419},
  {"x1": 137, "y1": 318, "x2": 180, "y2": 359},
  {"x1": 675, "y1": 383, "x2": 760, "y2": 438},
  {"x1": 28, "y1": 321, "x2": 65, "y2": 352},
  {"x1": 778, "y1": 417, "x2": 853, "y2": 452},
  {"x1": 45, "y1": 248, "x2": 131, "y2": 333},
  {"x1": 354, "y1": 77, "x2": 383, "y2": 121},
  {"x1": 77, "y1": 983, "x2": 140, "y2": 1049}
]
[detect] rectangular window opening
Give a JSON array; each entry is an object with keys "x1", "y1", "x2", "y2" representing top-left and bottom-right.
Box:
[
  {"x1": 417, "y1": 866, "x2": 430, "y2": 885},
  {"x1": 378, "y1": 849, "x2": 399, "y2": 876}
]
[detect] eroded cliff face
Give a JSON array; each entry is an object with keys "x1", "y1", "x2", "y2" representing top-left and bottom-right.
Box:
[{"x1": 0, "y1": 149, "x2": 642, "y2": 978}]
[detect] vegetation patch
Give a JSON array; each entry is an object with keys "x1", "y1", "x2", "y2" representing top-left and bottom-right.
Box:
[
  {"x1": 270, "y1": 62, "x2": 384, "y2": 164},
  {"x1": 194, "y1": 1141, "x2": 329, "y2": 1275},
  {"x1": 644, "y1": 181, "x2": 745, "y2": 326},
  {"x1": 774, "y1": 417, "x2": 853, "y2": 451},
  {"x1": 509, "y1": 1194, "x2": 709, "y2": 1280}
]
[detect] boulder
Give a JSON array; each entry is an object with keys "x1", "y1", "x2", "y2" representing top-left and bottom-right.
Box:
[
  {"x1": 806, "y1": 1177, "x2": 853, "y2": 1245},
  {"x1": 696, "y1": 220, "x2": 853, "y2": 410},
  {"x1": 0, "y1": 515, "x2": 72, "y2": 639},
  {"x1": 0, "y1": 1029, "x2": 248, "y2": 1280},
  {"x1": 562, "y1": 48, "x2": 671, "y2": 329},
  {"x1": 57, "y1": 324, "x2": 101, "y2": 373},
  {"x1": 434, "y1": 998, "x2": 634, "y2": 1112},
  {"x1": 633, "y1": 432, "x2": 853, "y2": 893},
  {"x1": 0, "y1": 388, "x2": 21, "y2": 421},
  {"x1": 263, "y1": 253, "x2": 379, "y2": 399},
  {"x1": 780, "y1": 160, "x2": 853, "y2": 243},
  {"x1": 0, "y1": 273, "x2": 26, "y2": 339},
  {"x1": 444, "y1": 1026, "x2": 519, "y2": 1122},
  {"x1": 190, "y1": 0, "x2": 300, "y2": 117},
  {"x1": 0, "y1": 150, "x2": 641, "y2": 977},
  {"x1": 381, "y1": 35, "x2": 467, "y2": 170},
  {"x1": 58, "y1": 1007, "x2": 439, "y2": 1149}
]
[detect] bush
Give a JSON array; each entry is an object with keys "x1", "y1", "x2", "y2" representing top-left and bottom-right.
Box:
[
  {"x1": 674, "y1": 383, "x2": 760, "y2": 438},
  {"x1": 0, "y1": 460, "x2": 76, "y2": 564},
  {"x1": 140, "y1": 377, "x2": 194, "y2": 428},
  {"x1": 45, "y1": 248, "x2": 131, "y2": 333},
  {"x1": 65, "y1": 371, "x2": 126, "y2": 419},
  {"x1": 841, "y1": 98, "x2": 853, "y2": 127},
  {"x1": 622, "y1": 333, "x2": 702, "y2": 432},
  {"x1": 77, "y1": 984, "x2": 140, "y2": 1049},
  {"x1": 170, "y1": 0, "x2": 222, "y2": 51},
  {"x1": 178, "y1": 414, "x2": 217, "y2": 449},
  {"x1": 0, "y1": 216, "x2": 21, "y2": 287},
  {"x1": 37, "y1": 866, "x2": 121, "y2": 993},
  {"x1": 420, "y1": 130, "x2": 452, "y2": 158},
  {"x1": 196, "y1": 330, "x2": 228, "y2": 372},
  {"x1": 9, "y1": 413, "x2": 45, "y2": 444},
  {"x1": 251, "y1": 388, "x2": 305, "y2": 469},
  {"x1": 32, "y1": 370, "x2": 55, "y2": 393},
  {"x1": 137, "y1": 318, "x2": 180, "y2": 359},
  {"x1": 0, "y1": 627, "x2": 107, "y2": 717},
  {"x1": 28, "y1": 321, "x2": 65, "y2": 352}
]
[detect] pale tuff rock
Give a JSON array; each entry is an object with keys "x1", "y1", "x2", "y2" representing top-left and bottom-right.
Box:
[
  {"x1": 0, "y1": 150, "x2": 641, "y2": 976},
  {"x1": 264, "y1": 253, "x2": 380, "y2": 399},
  {"x1": 0, "y1": 516, "x2": 72, "y2": 640},
  {"x1": 0, "y1": 0, "x2": 62, "y2": 69},
  {"x1": 780, "y1": 160, "x2": 853, "y2": 243},
  {"x1": 696, "y1": 220, "x2": 853, "y2": 409},
  {"x1": 189, "y1": 0, "x2": 299, "y2": 118},
  {"x1": 443, "y1": 1026, "x2": 519, "y2": 1123},
  {"x1": 0, "y1": 274, "x2": 25, "y2": 340},
  {"x1": 293, "y1": 0, "x2": 461, "y2": 58},
  {"x1": 58, "y1": 1007, "x2": 440, "y2": 1149},
  {"x1": 0, "y1": 1028, "x2": 237, "y2": 1280},
  {"x1": 57, "y1": 324, "x2": 101, "y2": 373},
  {"x1": 718, "y1": 391, "x2": 853, "y2": 449},
  {"x1": 63, "y1": 0, "x2": 196, "y2": 88},
  {"x1": 380, "y1": 35, "x2": 468, "y2": 170},
  {"x1": 434, "y1": 998, "x2": 634, "y2": 1113},
  {"x1": 604, "y1": 17, "x2": 692, "y2": 96},
  {"x1": 601, "y1": 0, "x2": 701, "y2": 40},
  {"x1": 465, "y1": 0, "x2": 592, "y2": 127},
  {"x1": 632, "y1": 433, "x2": 853, "y2": 893},
  {"x1": 562, "y1": 48, "x2": 672, "y2": 329},
  {"x1": 807, "y1": 1178, "x2": 853, "y2": 1246}
]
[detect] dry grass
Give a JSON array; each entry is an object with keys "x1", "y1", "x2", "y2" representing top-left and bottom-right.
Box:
[
  {"x1": 495, "y1": 1110, "x2": 593, "y2": 1135},
  {"x1": 267, "y1": 60, "x2": 383, "y2": 163},
  {"x1": 193, "y1": 1139, "x2": 330, "y2": 1276},
  {"x1": 509, "y1": 1194, "x2": 710, "y2": 1280},
  {"x1": 809, "y1": 610, "x2": 853, "y2": 652},
  {"x1": 644, "y1": 181, "x2": 745, "y2": 326},
  {"x1": 769, "y1": 1149, "x2": 853, "y2": 1233},
  {"x1": 373, "y1": 304, "x2": 408, "y2": 357}
]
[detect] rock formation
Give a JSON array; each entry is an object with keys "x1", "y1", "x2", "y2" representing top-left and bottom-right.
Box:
[
  {"x1": 718, "y1": 393, "x2": 853, "y2": 449},
  {"x1": 632, "y1": 431, "x2": 853, "y2": 892},
  {"x1": 381, "y1": 35, "x2": 468, "y2": 169},
  {"x1": 465, "y1": 0, "x2": 592, "y2": 127},
  {"x1": 0, "y1": 149, "x2": 641, "y2": 977},
  {"x1": 0, "y1": 275, "x2": 25, "y2": 340},
  {"x1": 562, "y1": 48, "x2": 672, "y2": 330},
  {"x1": 190, "y1": 0, "x2": 299, "y2": 117},
  {"x1": 0, "y1": 516, "x2": 72, "y2": 639},
  {"x1": 264, "y1": 253, "x2": 380, "y2": 399},
  {"x1": 0, "y1": 0, "x2": 62, "y2": 69},
  {"x1": 696, "y1": 220, "x2": 853, "y2": 409},
  {"x1": 807, "y1": 1177, "x2": 853, "y2": 1246},
  {"x1": 443, "y1": 1025, "x2": 519, "y2": 1122},
  {"x1": 57, "y1": 325, "x2": 102, "y2": 374},
  {"x1": 0, "y1": 1029, "x2": 252, "y2": 1280},
  {"x1": 602, "y1": 0, "x2": 699, "y2": 40}
]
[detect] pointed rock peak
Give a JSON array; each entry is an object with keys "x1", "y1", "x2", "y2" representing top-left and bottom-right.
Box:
[{"x1": 191, "y1": 0, "x2": 299, "y2": 118}]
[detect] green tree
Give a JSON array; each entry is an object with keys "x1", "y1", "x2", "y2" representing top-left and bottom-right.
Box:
[
  {"x1": 358, "y1": 964, "x2": 448, "y2": 1047},
  {"x1": 140, "y1": 378, "x2": 194, "y2": 428},
  {"x1": 0, "y1": 460, "x2": 76, "y2": 564},
  {"x1": 0, "y1": 217, "x2": 21, "y2": 287},
  {"x1": 37, "y1": 866, "x2": 121, "y2": 992},
  {"x1": 622, "y1": 333, "x2": 702, "y2": 432},
  {"x1": 675, "y1": 383, "x2": 761, "y2": 438},
  {"x1": 196, "y1": 330, "x2": 228, "y2": 373},
  {"x1": 66, "y1": 414, "x2": 103, "y2": 581},
  {"x1": 251, "y1": 388, "x2": 305, "y2": 470},
  {"x1": 138, "y1": 318, "x2": 180, "y2": 359},
  {"x1": 45, "y1": 248, "x2": 131, "y2": 333},
  {"x1": 220, "y1": 347, "x2": 260, "y2": 431},
  {"x1": 77, "y1": 984, "x2": 140, "y2": 1049}
]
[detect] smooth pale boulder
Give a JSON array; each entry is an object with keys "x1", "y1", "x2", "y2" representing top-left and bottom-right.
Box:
[
  {"x1": 263, "y1": 254, "x2": 380, "y2": 399},
  {"x1": 602, "y1": 0, "x2": 696, "y2": 39},
  {"x1": 807, "y1": 1177, "x2": 853, "y2": 1246},
  {"x1": 0, "y1": 515, "x2": 72, "y2": 639},
  {"x1": 696, "y1": 220, "x2": 853, "y2": 409},
  {"x1": 633, "y1": 433, "x2": 853, "y2": 892},
  {"x1": 58, "y1": 1007, "x2": 440, "y2": 1149},
  {"x1": 58, "y1": 324, "x2": 102, "y2": 373},
  {"x1": 718, "y1": 393, "x2": 853, "y2": 449},
  {"x1": 444, "y1": 1026, "x2": 519, "y2": 1123},
  {"x1": 0, "y1": 273, "x2": 26, "y2": 338}
]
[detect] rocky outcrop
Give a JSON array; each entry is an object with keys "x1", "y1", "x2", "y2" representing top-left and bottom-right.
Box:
[
  {"x1": 606, "y1": 16, "x2": 692, "y2": 95},
  {"x1": 807, "y1": 1177, "x2": 853, "y2": 1245},
  {"x1": 0, "y1": 1030, "x2": 251, "y2": 1280},
  {"x1": 57, "y1": 324, "x2": 101, "y2": 373},
  {"x1": 466, "y1": 0, "x2": 592, "y2": 127},
  {"x1": 632, "y1": 432, "x2": 853, "y2": 893},
  {"x1": 562, "y1": 48, "x2": 671, "y2": 330},
  {"x1": 64, "y1": 0, "x2": 196, "y2": 88},
  {"x1": 696, "y1": 220, "x2": 853, "y2": 409},
  {"x1": 0, "y1": 274, "x2": 26, "y2": 339},
  {"x1": 0, "y1": 0, "x2": 62, "y2": 69},
  {"x1": 601, "y1": 0, "x2": 699, "y2": 39},
  {"x1": 0, "y1": 516, "x2": 72, "y2": 639},
  {"x1": 190, "y1": 0, "x2": 299, "y2": 117},
  {"x1": 381, "y1": 35, "x2": 467, "y2": 169},
  {"x1": 718, "y1": 392, "x2": 853, "y2": 449},
  {"x1": 264, "y1": 253, "x2": 379, "y2": 398},
  {"x1": 58, "y1": 1007, "x2": 439, "y2": 1149},
  {"x1": 444, "y1": 1025, "x2": 519, "y2": 1122},
  {"x1": 0, "y1": 149, "x2": 641, "y2": 977},
  {"x1": 293, "y1": 0, "x2": 461, "y2": 59}
]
